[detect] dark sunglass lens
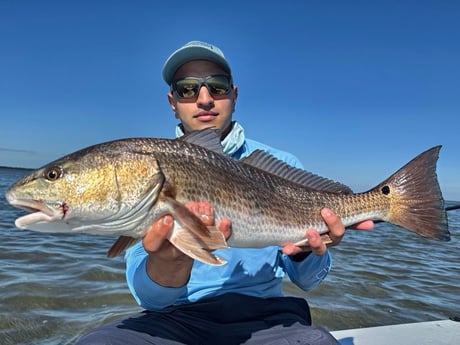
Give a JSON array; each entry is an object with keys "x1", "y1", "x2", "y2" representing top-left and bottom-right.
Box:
[
  {"x1": 207, "y1": 76, "x2": 231, "y2": 95},
  {"x1": 175, "y1": 80, "x2": 200, "y2": 98}
]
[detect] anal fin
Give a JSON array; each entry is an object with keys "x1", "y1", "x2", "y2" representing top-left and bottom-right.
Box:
[{"x1": 293, "y1": 233, "x2": 334, "y2": 248}]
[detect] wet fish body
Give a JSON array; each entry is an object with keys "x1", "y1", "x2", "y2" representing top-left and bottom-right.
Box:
[{"x1": 5, "y1": 130, "x2": 450, "y2": 265}]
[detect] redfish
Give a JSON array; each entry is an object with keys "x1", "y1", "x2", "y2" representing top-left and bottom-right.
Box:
[{"x1": 6, "y1": 129, "x2": 450, "y2": 265}]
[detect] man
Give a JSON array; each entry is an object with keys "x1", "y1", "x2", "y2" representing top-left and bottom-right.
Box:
[{"x1": 77, "y1": 41, "x2": 373, "y2": 345}]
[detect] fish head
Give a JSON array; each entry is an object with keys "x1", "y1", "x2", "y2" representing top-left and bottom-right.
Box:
[{"x1": 6, "y1": 140, "x2": 165, "y2": 236}]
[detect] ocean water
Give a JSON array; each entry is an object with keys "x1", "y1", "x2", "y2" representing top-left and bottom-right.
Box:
[{"x1": 1, "y1": 167, "x2": 459, "y2": 344}]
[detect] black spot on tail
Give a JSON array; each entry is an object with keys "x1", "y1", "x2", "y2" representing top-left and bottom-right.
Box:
[{"x1": 381, "y1": 186, "x2": 390, "y2": 195}]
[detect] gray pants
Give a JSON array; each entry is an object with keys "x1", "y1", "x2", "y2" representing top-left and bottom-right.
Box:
[{"x1": 76, "y1": 293, "x2": 339, "y2": 345}]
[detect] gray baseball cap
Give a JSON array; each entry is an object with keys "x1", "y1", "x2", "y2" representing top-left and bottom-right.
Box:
[{"x1": 162, "y1": 41, "x2": 232, "y2": 85}]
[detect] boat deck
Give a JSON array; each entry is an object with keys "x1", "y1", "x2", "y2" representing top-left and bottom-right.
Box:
[{"x1": 331, "y1": 319, "x2": 459, "y2": 345}]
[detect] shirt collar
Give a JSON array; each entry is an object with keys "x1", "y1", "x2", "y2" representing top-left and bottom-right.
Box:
[{"x1": 175, "y1": 121, "x2": 246, "y2": 156}]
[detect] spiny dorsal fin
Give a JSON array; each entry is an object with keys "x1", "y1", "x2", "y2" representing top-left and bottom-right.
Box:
[
  {"x1": 241, "y1": 149, "x2": 353, "y2": 194},
  {"x1": 178, "y1": 128, "x2": 225, "y2": 154}
]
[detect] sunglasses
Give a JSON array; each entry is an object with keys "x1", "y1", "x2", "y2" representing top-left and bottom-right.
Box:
[{"x1": 171, "y1": 74, "x2": 233, "y2": 99}]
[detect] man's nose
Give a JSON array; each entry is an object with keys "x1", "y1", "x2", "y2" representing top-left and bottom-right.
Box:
[{"x1": 196, "y1": 85, "x2": 214, "y2": 105}]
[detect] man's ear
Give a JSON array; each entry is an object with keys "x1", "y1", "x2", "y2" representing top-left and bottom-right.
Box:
[
  {"x1": 233, "y1": 85, "x2": 238, "y2": 102},
  {"x1": 167, "y1": 92, "x2": 177, "y2": 113},
  {"x1": 232, "y1": 86, "x2": 238, "y2": 112}
]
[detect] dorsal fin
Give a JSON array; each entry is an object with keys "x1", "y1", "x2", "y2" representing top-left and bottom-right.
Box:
[
  {"x1": 178, "y1": 128, "x2": 224, "y2": 154},
  {"x1": 241, "y1": 150, "x2": 353, "y2": 194}
]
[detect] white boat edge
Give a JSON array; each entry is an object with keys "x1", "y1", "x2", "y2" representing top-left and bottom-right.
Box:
[{"x1": 331, "y1": 319, "x2": 460, "y2": 345}]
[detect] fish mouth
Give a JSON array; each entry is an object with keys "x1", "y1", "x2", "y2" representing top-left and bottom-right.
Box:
[{"x1": 6, "y1": 197, "x2": 62, "y2": 229}]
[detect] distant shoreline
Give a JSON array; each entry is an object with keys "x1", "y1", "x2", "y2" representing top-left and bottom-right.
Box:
[{"x1": 0, "y1": 166, "x2": 32, "y2": 171}]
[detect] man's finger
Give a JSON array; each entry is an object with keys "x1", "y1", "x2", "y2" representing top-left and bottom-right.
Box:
[
  {"x1": 143, "y1": 214, "x2": 174, "y2": 253},
  {"x1": 306, "y1": 228, "x2": 326, "y2": 255},
  {"x1": 349, "y1": 220, "x2": 374, "y2": 230},
  {"x1": 217, "y1": 218, "x2": 232, "y2": 240},
  {"x1": 186, "y1": 201, "x2": 215, "y2": 226},
  {"x1": 321, "y1": 208, "x2": 345, "y2": 244}
]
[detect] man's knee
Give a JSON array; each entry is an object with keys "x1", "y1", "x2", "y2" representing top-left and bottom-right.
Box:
[
  {"x1": 75, "y1": 327, "x2": 115, "y2": 345},
  {"x1": 244, "y1": 323, "x2": 339, "y2": 345}
]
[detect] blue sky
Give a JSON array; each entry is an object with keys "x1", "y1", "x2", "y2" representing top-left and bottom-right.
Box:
[{"x1": 1, "y1": 1, "x2": 459, "y2": 200}]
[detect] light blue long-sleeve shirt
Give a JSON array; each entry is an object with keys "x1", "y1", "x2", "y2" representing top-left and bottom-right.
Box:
[{"x1": 125, "y1": 122, "x2": 332, "y2": 310}]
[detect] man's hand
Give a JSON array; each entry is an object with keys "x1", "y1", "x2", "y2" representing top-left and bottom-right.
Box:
[
  {"x1": 282, "y1": 208, "x2": 374, "y2": 257},
  {"x1": 143, "y1": 201, "x2": 231, "y2": 256},
  {"x1": 142, "y1": 201, "x2": 231, "y2": 287}
]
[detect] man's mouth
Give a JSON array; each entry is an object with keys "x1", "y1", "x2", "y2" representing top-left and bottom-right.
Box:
[{"x1": 195, "y1": 112, "x2": 217, "y2": 121}]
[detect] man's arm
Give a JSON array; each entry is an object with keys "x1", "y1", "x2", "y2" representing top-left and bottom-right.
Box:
[
  {"x1": 142, "y1": 214, "x2": 194, "y2": 287},
  {"x1": 142, "y1": 202, "x2": 232, "y2": 287},
  {"x1": 124, "y1": 214, "x2": 192, "y2": 310},
  {"x1": 125, "y1": 202, "x2": 231, "y2": 309}
]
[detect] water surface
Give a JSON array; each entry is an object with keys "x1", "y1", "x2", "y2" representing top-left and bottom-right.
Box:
[{"x1": 1, "y1": 167, "x2": 458, "y2": 344}]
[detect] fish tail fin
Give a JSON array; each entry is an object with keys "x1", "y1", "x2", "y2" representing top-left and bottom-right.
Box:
[{"x1": 376, "y1": 145, "x2": 450, "y2": 241}]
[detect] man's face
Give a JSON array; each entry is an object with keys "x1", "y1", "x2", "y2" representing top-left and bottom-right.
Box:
[{"x1": 168, "y1": 60, "x2": 238, "y2": 133}]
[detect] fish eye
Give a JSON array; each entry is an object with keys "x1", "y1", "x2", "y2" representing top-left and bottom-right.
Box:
[{"x1": 45, "y1": 166, "x2": 63, "y2": 181}]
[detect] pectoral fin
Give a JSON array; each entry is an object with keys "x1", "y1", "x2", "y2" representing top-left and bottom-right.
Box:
[
  {"x1": 165, "y1": 198, "x2": 228, "y2": 265},
  {"x1": 169, "y1": 221, "x2": 227, "y2": 265}
]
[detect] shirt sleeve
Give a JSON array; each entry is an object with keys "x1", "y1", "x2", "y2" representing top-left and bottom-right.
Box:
[
  {"x1": 281, "y1": 251, "x2": 332, "y2": 291},
  {"x1": 124, "y1": 243, "x2": 186, "y2": 310}
]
